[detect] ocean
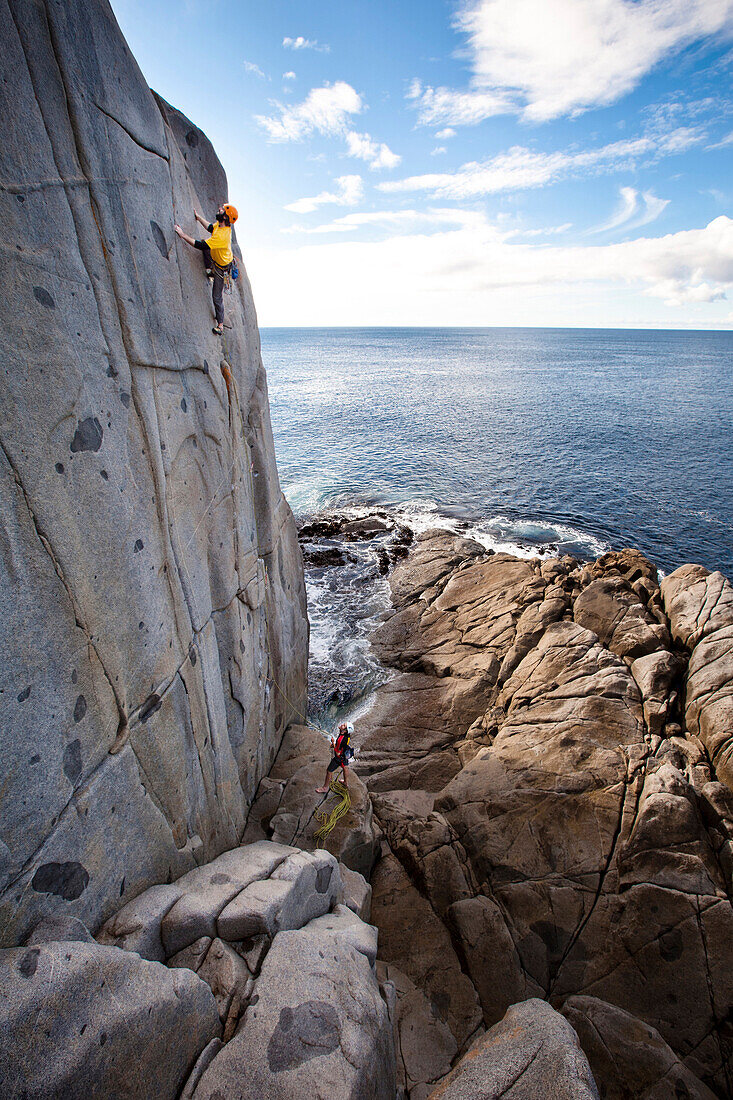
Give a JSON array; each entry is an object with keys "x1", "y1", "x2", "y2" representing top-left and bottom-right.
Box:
[{"x1": 261, "y1": 327, "x2": 733, "y2": 722}]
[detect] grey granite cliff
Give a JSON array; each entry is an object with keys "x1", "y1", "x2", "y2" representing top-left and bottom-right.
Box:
[{"x1": 0, "y1": 0, "x2": 307, "y2": 946}]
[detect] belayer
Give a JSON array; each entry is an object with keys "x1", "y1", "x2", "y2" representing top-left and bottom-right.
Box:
[
  {"x1": 316, "y1": 722, "x2": 354, "y2": 793},
  {"x1": 174, "y1": 203, "x2": 238, "y2": 335}
]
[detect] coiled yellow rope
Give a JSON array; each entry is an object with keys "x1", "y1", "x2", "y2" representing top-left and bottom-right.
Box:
[{"x1": 314, "y1": 780, "x2": 352, "y2": 847}]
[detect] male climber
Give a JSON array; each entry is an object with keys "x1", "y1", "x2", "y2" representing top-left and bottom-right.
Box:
[
  {"x1": 174, "y1": 203, "x2": 238, "y2": 335},
  {"x1": 316, "y1": 722, "x2": 354, "y2": 793}
]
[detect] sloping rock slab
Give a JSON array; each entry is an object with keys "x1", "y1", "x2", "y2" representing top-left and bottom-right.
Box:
[
  {"x1": 427, "y1": 999, "x2": 599, "y2": 1100},
  {"x1": 0, "y1": 940, "x2": 220, "y2": 1099},
  {"x1": 561, "y1": 995, "x2": 718, "y2": 1100}
]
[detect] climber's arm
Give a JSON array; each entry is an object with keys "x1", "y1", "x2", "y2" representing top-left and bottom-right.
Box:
[{"x1": 174, "y1": 224, "x2": 196, "y2": 247}]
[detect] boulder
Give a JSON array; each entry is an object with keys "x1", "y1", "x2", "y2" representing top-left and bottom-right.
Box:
[
  {"x1": 561, "y1": 995, "x2": 718, "y2": 1100},
  {"x1": 190, "y1": 920, "x2": 395, "y2": 1099},
  {"x1": 427, "y1": 999, "x2": 599, "y2": 1100},
  {"x1": 0, "y1": 939, "x2": 220, "y2": 1099},
  {"x1": 662, "y1": 566, "x2": 733, "y2": 792}
]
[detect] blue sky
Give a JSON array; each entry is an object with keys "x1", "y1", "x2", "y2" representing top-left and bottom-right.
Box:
[{"x1": 111, "y1": 0, "x2": 733, "y2": 327}]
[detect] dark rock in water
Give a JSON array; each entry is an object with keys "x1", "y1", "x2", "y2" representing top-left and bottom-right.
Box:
[
  {"x1": 0, "y1": 0, "x2": 307, "y2": 946},
  {"x1": 298, "y1": 518, "x2": 345, "y2": 540},
  {"x1": 341, "y1": 516, "x2": 391, "y2": 539},
  {"x1": 301, "y1": 545, "x2": 357, "y2": 568}
]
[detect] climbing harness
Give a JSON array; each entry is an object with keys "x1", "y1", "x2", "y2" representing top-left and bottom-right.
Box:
[{"x1": 314, "y1": 780, "x2": 352, "y2": 847}]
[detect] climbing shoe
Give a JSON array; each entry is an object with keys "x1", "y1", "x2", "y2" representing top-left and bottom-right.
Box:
[{"x1": 212, "y1": 322, "x2": 224, "y2": 335}]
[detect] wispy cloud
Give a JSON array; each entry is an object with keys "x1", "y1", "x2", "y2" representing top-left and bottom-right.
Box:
[
  {"x1": 435, "y1": 128, "x2": 457, "y2": 140},
  {"x1": 256, "y1": 82, "x2": 400, "y2": 169},
  {"x1": 283, "y1": 35, "x2": 330, "y2": 53},
  {"x1": 407, "y1": 79, "x2": 513, "y2": 126},
  {"x1": 284, "y1": 207, "x2": 496, "y2": 235},
  {"x1": 243, "y1": 60, "x2": 267, "y2": 79},
  {"x1": 407, "y1": 0, "x2": 733, "y2": 126},
  {"x1": 283, "y1": 71, "x2": 297, "y2": 81},
  {"x1": 285, "y1": 175, "x2": 364, "y2": 214},
  {"x1": 345, "y1": 131, "x2": 401, "y2": 169},
  {"x1": 588, "y1": 187, "x2": 670, "y2": 234},
  {"x1": 378, "y1": 128, "x2": 701, "y2": 198},
  {"x1": 431, "y1": 146, "x2": 447, "y2": 156},
  {"x1": 256, "y1": 82, "x2": 362, "y2": 142}
]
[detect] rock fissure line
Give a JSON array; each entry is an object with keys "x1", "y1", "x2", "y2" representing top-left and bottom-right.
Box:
[{"x1": 93, "y1": 102, "x2": 170, "y2": 161}]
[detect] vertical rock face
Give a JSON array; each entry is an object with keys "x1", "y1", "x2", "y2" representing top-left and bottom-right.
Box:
[{"x1": 0, "y1": 0, "x2": 307, "y2": 945}]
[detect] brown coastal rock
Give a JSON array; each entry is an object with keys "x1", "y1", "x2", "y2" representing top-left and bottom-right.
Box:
[
  {"x1": 662, "y1": 566, "x2": 733, "y2": 792},
  {"x1": 357, "y1": 532, "x2": 733, "y2": 1096}
]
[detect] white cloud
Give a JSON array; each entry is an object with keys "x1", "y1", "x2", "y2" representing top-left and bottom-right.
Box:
[
  {"x1": 435, "y1": 128, "x2": 457, "y2": 140},
  {"x1": 407, "y1": 0, "x2": 733, "y2": 125},
  {"x1": 256, "y1": 82, "x2": 362, "y2": 142},
  {"x1": 247, "y1": 214, "x2": 733, "y2": 324},
  {"x1": 256, "y1": 83, "x2": 401, "y2": 169},
  {"x1": 345, "y1": 131, "x2": 402, "y2": 169},
  {"x1": 431, "y1": 146, "x2": 447, "y2": 156},
  {"x1": 283, "y1": 36, "x2": 330, "y2": 52},
  {"x1": 379, "y1": 129, "x2": 701, "y2": 198},
  {"x1": 588, "y1": 187, "x2": 670, "y2": 233},
  {"x1": 285, "y1": 175, "x2": 365, "y2": 214},
  {"x1": 283, "y1": 71, "x2": 296, "y2": 81},
  {"x1": 284, "y1": 207, "x2": 496, "y2": 235},
  {"x1": 243, "y1": 60, "x2": 266, "y2": 79}
]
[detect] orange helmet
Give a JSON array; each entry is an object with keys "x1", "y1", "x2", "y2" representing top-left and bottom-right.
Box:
[{"x1": 223, "y1": 203, "x2": 238, "y2": 224}]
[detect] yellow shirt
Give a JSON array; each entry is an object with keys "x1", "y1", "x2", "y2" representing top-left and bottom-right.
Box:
[{"x1": 206, "y1": 222, "x2": 233, "y2": 267}]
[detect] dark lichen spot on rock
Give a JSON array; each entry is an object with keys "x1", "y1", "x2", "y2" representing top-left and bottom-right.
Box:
[
  {"x1": 106, "y1": 365, "x2": 118, "y2": 378},
  {"x1": 100, "y1": 469, "x2": 108, "y2": 480},
  {"x1": 210, "y1": 873, "x2": 230, "y2": 885},
  {"x1": 203, "y1": 359, "x2": 209, "y2": 375},
  {"x1": 139, "y1": 693, "x2": 162, "y2": 723},
  {"x1": 55, "y1": 462, "x2": 65, "y2": 474},
  {"x1": 659, "y1": 927, "x2": 684, "y2": 962},
  {"x1": 120, "y1": 392, "x2": 131, "y2": 408},
  {"x1": 134, "y1": 539, "x2": 144, "y2": 553},
  {"x1": 190, "y1": 647, "x2": 197, "y2": 665},
  {"x1": 70, "y1": 417, "x2": 103, "y2": 454},
  {"x1": 18, "y1": 948, "x2": 40, "y2": 978},
  {"x1": 315, "y1": 865, "x2": 332, "y2": 894},
  {"x1": 73, "y1": 695, "x2": 87, "y2": 722},
  {"x1": 239, "y1": 641, "x2": 245, "y2": 654},
  {"x1": 150, "y1": 220, "x2": 169, "y2": 259},
  {"x1": 63, "y1": 739, "x2": 82, "y2": 786},
  {"x1": 32, "y1": 861, "x2": 89, "y2": 900},
  {"x1": 30, "y1": 754, "x2": 41, "y2": 765},
  {"x1": 71, "y1": 669, "x2": 78, "y2": 684},
  {"x1": 16, "y1": 193, "x2": 25, "y2": 203},
  {"x1": 181, "y1": 398, "x2": 187, "y2": 412},
  {"x1": 100, "y1": 1032, "x2": 107, "y2": 1046},
  {"x1": 33, "y1": 286, "x2": 55, "y2": 309},
  {"x1": 17, "y1": 686, "x2": 31, "y2": 703},
  {"x1": 267, "y1": 1002, "x2": 340, "y2": 1072},
  {"x1": 185, "y1": 128, "x2": 199, "y2": 148}
]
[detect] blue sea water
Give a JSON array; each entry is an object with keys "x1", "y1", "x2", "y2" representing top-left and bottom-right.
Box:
[{"x1": 261, "y1": 327, "x2": 733, "y2": 719}]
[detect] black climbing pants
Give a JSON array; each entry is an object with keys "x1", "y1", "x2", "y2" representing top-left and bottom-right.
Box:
[{"x1": 194, "y1": 240, "x2": 228, "y2": 324}]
